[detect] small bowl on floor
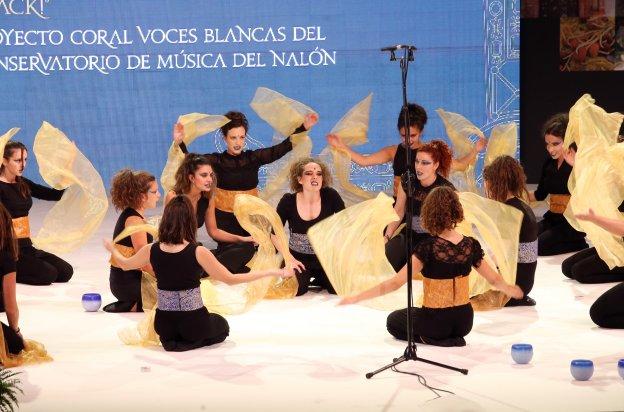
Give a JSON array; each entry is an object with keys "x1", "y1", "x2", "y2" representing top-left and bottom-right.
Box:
[
  {"x1": 618, "y1": 359, "x2": 624, "y2": 380},
  {"x1": 570, "y1": 359, "x2": 594, "y2": 381},
  {"x1": 82, "y1": 293, "x2": 102, "y2": 312},
  {"x1": 511, "y1": 343, "x2": 533, "y2": 364}
]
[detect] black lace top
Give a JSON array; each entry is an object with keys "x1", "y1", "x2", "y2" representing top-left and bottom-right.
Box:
[{"x1": 413, "y1": 236, "x2": 484, "y2": 280}]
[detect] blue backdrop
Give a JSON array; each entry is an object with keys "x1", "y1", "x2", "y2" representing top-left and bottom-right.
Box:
[{"x1": 0, "y1": 0, "x2": 519, "y2": 191}]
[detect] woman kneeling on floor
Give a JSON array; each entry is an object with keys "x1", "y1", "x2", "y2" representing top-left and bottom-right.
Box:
[
  {"x1": 340, "y1": 186, "x2": 522, "y2": 347},
  {"x1": 105, "y1": 195, "x2": 295, "y2": 352}
]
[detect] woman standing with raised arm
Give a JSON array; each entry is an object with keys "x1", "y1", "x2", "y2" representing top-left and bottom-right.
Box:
[
  {"x1": 173, "y1": 111, "x2": 318, "y2": 273},
  {"x1": 105, "y1": 195, "x2": 294, "y2": 352}
]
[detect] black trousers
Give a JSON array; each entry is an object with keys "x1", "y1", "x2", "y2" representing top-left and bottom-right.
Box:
[
  {"x1": 538, "y1": 219, "x2": 587, "y2": 256},
  {"x1": 505, "y1": 261, "x2": 537, "y2": 306},
  {"x1": 385, "y1": 230, "x2": 430, "y2": 272},
  {"x1": 1, "y1": 322, "x2": 24, "y2": 355},
  {"x1": 16, "y1": 245, "x2": 73, "y2": 285},
  {"x1": 213, "y1": 242, "x2": 256, "y2": 274},
  {"x1": 590, "y1": 282, "x2": 624, "y2": 329},
  {"x1": 386, "y1": 304, "x2": 473, "y2": 343},
  {"x1": 155, "y1": 307, "x2": 229, "y2": 352},
  {"x1": 293, "y1": 256, "x2": 336, "y2": 296},
  {"x1": 109, "y1": 267, "x2": 142, "y2": 309},
  {"x1": 561, "y1": 247, "x2": 624, "y2": 284}
]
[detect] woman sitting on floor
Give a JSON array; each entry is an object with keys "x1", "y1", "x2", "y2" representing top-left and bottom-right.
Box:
[
  {"x1": 340, "y1": 186, "x2": 522, "y2": 347},
  {"x1": 104, "y1": 195, "x2": 295, "y2": 352}
]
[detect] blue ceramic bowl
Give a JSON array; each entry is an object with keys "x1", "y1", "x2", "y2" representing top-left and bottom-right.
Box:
[
  {"x1": 618, "y1": 359, "x2": 624, "y2": 380},
  {"x1": 82, "y1": 293, "x2": 102, "y2": 312},
  {"x1": 511, "y1": 343, "x2": 533, "y2": 364},
  {"x1": 570, "y1": 359, "x2": 594, "y2": 381}
]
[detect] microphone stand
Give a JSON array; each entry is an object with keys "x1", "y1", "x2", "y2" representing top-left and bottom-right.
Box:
[{"x1": 366, "y1": 45, "x2": 468, "y2": 379}]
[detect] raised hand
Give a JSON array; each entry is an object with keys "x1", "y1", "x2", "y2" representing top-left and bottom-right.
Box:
[
  {"x1": 172, "y1": 122, "x2": 185, "y2": 145},
  {"x1": 303, "y1": 113, "x2": 319, "y2": 130},
  {"x1": 475, "y1": 134, "x2": 488, "y2": 152},
  {"x1": 326, "y1": 133, "x2": 347, "y2": 151}
]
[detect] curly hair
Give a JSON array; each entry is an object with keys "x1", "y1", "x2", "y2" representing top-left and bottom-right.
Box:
[
  {"x1": 110, "y1": 169, "x2": 155, "y2": 211},
  {"x1": 221, "y1": 111, "x2": 249, "y2": 136},
  {"x1": 421, "y1": 186, "x2": 463, "y2": 236},
  {"x1": 542, "y1": 113, "x2": 568, "y2": 139},
  {"x1": 417, "y1": 140, "x2": 453, "y2": 178},
  {"x1": 288, "y1": 157, "x2": 332, "y2": 192},
  {"x1": 173, "y1": 153, "x2": 215, "y2": 199},
  {"x1": 0, "y1": 203, "x2": 17, "y2": 260},
  {"x1": 1, "y1": 141, "x2": 30, "y2": 198},
  {"x1": 397, "y1": 103, "x2": 427, "y2": 132},
  {"x1": 158, "y1": 195, "x2": 197, "y2": 244},
  {"x1": 483, "y1": 155, "x2": 529, "y2": 203}
]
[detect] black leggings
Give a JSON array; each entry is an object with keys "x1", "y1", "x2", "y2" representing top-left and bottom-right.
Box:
[
  {"x1": 293, "y1": 257, "x2": 335, "y2": 296},
  {"x1": 1, "y1": 322, "x2": 24, "y2": 355},
  {"x1": 109, "y1": 267, "x2": 142, "y2": 309},
  {"x1": 505, "y1": 261, "x2": 537, "y2": 305},
  {"x1": 561, "y1": 248, "x2": 624, "y2": 284},
  {"x1": 386, "y1": 304, "x2": 473, "y2": 343},
  {"x1": 385, "y1": 230, "x2": 430, "y2": 272},
  {"x1": 538, "y1": 219, "x2": 587, "y2": 256},
  {"x1": 590, "y1": 282, "x2": 624, "y2": 329},
  {"x1": 155, "y1": 307, "x2": 229, "y2": 352},
  {"x1": 213, "y1": 242, "x2": 256, "y2": 274},
  {"x1": 16, "y1": 246, "x2": 73, "y2": 285}
]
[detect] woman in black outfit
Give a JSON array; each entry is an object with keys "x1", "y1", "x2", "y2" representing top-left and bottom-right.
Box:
[
  {"x1": 383, "y1": 140, "x2": 456, "y2": 271},
  {"x1": 483, "y1": 155, "x2": 538, "y2": 306},
  {"x1": 573, "y1": 208, "x2": 624, "y2": 328},
  {"x1": 528, "y1": 114, "x2": 587, "y2": 255},
  {"x1": 275, "y1": 157, "x2": 345, "y2": 295},
  {"x1": 340, "y1": 186, "x2": 522, "y2": 346},
  {"x1": 0, "y1": 141, "x2": 73, "y2": 285},
  {"x1": 105, "y1": 195, "x2": 295, "y2": 351},
  {"x1": 173, "y1": 111, "x2": 318, "y2": 274},
  {"x1": 0, "y1": 203, "x2": 24, "y2": 358},
  {"x1": 105, "y1": 169, "x2": 160, "y2": 313}
]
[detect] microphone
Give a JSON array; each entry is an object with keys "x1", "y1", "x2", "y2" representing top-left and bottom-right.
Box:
[{"x1": 380, "y1": 45, "x2": 417, "y2": 52}]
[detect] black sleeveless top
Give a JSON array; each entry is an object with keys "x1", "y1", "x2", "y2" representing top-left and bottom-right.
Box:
[
  {"x1": 150, "y1": 242, "x2": 203, "y2": 291},
  {"x1": 113, "y1": 208, "x2": 154, "y2": 248},
  {"x1": 393, "y1": 144, "x2": 418, "y2": 177},
  {"x1": 401, "y1": 174, "x2": 455, "y2": 217}
]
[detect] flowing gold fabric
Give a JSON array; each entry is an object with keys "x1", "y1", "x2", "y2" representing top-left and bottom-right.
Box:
[
  {"x1": 250, "y1": 88, "x2": 317, "y2": 207},
  {"x1": 11, "y1": 217, "x2": 30, "y2": 239},
  {"x1": 0, "y1": 326, "x2": 52, "y2": 368},
  {"x1": 456, "y1": 192, "x2": 522, "y2": 310},
  {"x1": 308, "y1": 193, "x2": 410, "y2": 310},
  {"x1": 214, "y1": 187, "x2": 259, "y2": 212},
  {"x1": 160, "y1": 114, "x2": 230, "y2": 192},
  {"x1": 0, "y1": 127, "x2": 20, "y2": 155},
  {"x1": 483, "y1": 123, "x2": 518, "y2": 166},
  {"x1": 319, "y1": 94, "x2": 376, "y2": 206},
  {"x1": 31, "y1": 122, "x2": 108, "y2": 254},
  {"x1": 562, "y1": 94, "x2": 624, "y2": 269}
]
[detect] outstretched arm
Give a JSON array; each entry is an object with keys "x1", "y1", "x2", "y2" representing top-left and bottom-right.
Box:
[
  {"x1": 474, "y1": 260, "x2": 523, "y2": 299},
  {"x1": 451, "y1": 134, "x2": 487, "y2": 172},
  {"x1": 196, "y1": 246, "x2": 293, "y2": 284},
  {"x1": 104, "y1": 240, "x2": 152, "y2": 272},
  {"x1": 576, "y1": 208, "x2": 624, "y2": 236},
  {"x1": 327, "y1": 134, "x2": 396, "y2": 167},
  {"x1": 206, "y1": 200, "x2": 254, "y2": 244}
]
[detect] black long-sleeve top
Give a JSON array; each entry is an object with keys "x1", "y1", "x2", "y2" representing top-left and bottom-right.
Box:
[
  {"x1": 533, "y1": 157, "x2": 573, "y2": 225},
  {"x1": 0, "y1": 178, "x2": 64, "y2": 247}
]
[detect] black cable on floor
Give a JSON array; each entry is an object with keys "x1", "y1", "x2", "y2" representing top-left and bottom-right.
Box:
[{"x1": 391, "y1": 365, "x2": 455, "y2": 399}]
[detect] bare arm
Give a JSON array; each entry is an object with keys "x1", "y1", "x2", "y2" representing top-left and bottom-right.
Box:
[
  {"x1": 127, "y1": 215, "x2": 154, "y2": 274},
  {"x1": 195, "y1": 246, "x2": 293, "y2": 284},
  {"x1": 474, "y1": 260, "x2": 523, "y2": 299},
  {"x1": 327, "y1": 134, "x2": 396, "y2": 167},
  {"x1": 2, "y1": 273, "x2": 19, "y2": 332},
  {"x1": 384, "y1": 184, "x2": 407, "y2": 240},
  {"x1": 104, "y1": 241, "x2": 152, "y2": 272},
  {"x1": 206, "y1": 199, "x2": 253, "y2": 243},
  {"x1": 339, "y1": 255, "x2": 423, "y2": 304},
  {"x1": 576, "y1": 208, "x2": 624, "y2": 236}
]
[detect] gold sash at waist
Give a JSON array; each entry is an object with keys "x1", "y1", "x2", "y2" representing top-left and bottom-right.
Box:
[
  {"x1": 549, "y1": 194, "x2": 571, "y2": 214},
  {"x1": 12, "y1": 217, "x2": 30, "y2": 239},
  {"x1": 214, "y1": 187, "x2": 259, "y2": 213},
  {"x1": 422, "y1": 275, "x2": 470, "y2": 309},
  {"x1": 109, "y1": 244, "x2": 136, "y2": 268},
  {"x1": 393, "y1": 176, "x2": 401, "y2": 198}
]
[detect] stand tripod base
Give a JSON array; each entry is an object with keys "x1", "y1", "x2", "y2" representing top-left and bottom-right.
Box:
[{"x1": 366, "y1": 345, "x2": 468, "y2": 379}]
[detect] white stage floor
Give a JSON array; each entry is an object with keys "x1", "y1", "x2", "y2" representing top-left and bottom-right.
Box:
[{"x1": 9, "y1": 201, "x2": 624, "y2": 411}]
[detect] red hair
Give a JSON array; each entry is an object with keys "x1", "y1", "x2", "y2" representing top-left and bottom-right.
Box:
[{"x1": 418, "y1": 140, "x2": 453, "y2": 178}]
